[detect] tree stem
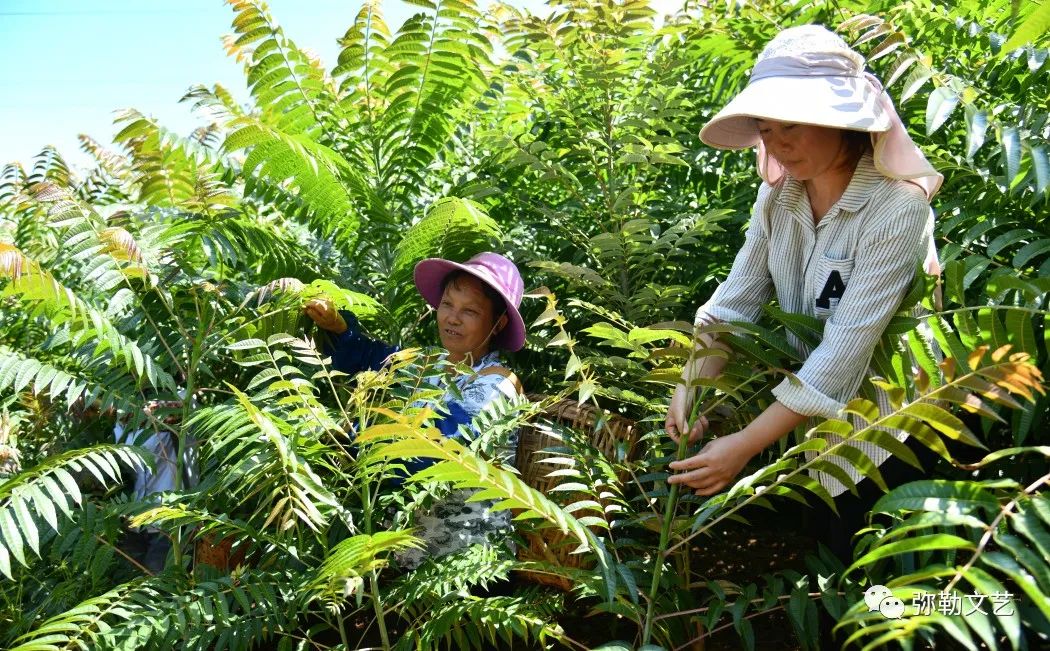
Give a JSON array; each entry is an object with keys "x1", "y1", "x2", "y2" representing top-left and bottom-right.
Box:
[
  {"x1": 641, "y1": 387, "x2": 707, "y2": 645},
  {"x1": 171, "y1": 314, "x2": 205, "y2": 570}
]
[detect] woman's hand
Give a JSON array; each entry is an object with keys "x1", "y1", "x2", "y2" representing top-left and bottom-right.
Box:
[
  {"x1": 665, "y1": 383, "x2": 709, "y2": 444},
  {"x1": 304, "y1": 298, "x2": 348, "y2": 334},
  {"x1": 667, "y1": 402, "x2": 807, "y2": 496},
  {"x1": 667, "y1": 431, "x2": 757, "y2": 496},
  {"x1": 665, "y1": 334, "x2": 729, "y2": 445}
]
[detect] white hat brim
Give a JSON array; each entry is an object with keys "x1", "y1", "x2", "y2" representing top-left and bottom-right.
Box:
[{"x1": 699, "y1": 75, "x2": 893, "y2": 150}]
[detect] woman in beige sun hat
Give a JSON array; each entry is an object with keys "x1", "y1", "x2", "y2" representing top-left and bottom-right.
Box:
[{"x1": 665, "y1": 25, "x2": 943, "y2": 568}]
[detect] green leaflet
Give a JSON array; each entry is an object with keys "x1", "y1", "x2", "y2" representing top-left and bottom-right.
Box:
[
  {"x1": 871, "y1": 480, "x2": 999, "y2": 516},
  {"x1": 849, "y1": 533, "x2": 977, "y2": 572},
  {"x1": 0, "y1": 445, "x2": 151, "y2": 579},
  {"x1": 309, "y1": 530, "x2": 421, "y2": 603},
  {"x1": 926, "y1": 86, "x2": 960, "y2": 135},
  {"x1": 1001, "y1": 1, "x2": 1050, "y2": 52}
]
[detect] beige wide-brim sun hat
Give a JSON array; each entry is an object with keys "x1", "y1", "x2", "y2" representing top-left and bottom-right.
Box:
[
  {"x1": 699, "y1": 26, "x2": 893, "y2": 149},
  {"x1": 699, "y1": 25, "x2": 943, "y2": 201},
  {"x1": 699, "y1": 71, "x2": 892, "y2": 149}
]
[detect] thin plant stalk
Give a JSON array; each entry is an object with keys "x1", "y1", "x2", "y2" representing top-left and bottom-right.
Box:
[
  {"x1": 333, "y1": 611, "x2": 352, "y2": 651},
  {"x1": 641, "y1": 385, "x2": 709, "y2": 645},
  {"x1": 368, "y1": 571, "x2": 390, "y2": 650},
  {"x1": 171, "y1": 318, "x2": 206, "y2": 570},
  {"x1": 358, "y1": 414, "x2": 392, "y2": 650}
]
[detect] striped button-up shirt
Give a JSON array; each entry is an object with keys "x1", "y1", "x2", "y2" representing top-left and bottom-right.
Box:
[{"x1": 696, "y1": 153, "x2": 934, "y2": 496}]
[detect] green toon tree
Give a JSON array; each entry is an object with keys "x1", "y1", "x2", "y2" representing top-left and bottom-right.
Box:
[{"x1": 0, "y1": 0, "x2": 1048, "y2": 649}]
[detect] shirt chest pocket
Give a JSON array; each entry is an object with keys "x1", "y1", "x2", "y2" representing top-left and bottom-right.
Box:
[{"x1": 813, "y1": 255, "x2": 855, "y2": 318}]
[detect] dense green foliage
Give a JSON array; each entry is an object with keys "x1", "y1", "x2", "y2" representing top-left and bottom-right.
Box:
[{"x1": 0, "y1": 0, "x2": 1048, "y2": 649}]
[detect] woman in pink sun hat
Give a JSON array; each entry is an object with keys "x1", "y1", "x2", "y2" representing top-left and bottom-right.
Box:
[
  {"x1": 307, "y1": 251, "x2": 526, "y2": 365},
  {"x1": 665, "y1": 25, "x2": 944, "y2": 572},
  {"x1": 412, "y1": 251, "x2": 527, "y2": 359},
  {"x1": 304, "y1": 251, "x2": 526, "y2": 569}
]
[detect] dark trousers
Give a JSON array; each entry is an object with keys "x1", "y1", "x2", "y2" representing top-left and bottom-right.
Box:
[
  {"x1": 806, "y1": 436, "x2": 937, "y2": 649},
  {"x1": 120, "y1": 529, "x2": 172, "y2": 574},
  {"x1": 806, "y1": 435, "x2": 937, "y2": 566}
]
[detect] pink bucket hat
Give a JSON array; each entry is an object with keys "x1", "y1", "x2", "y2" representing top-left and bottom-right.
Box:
[
  {"x1": 699, "y1": 25, "x2": 942, "y2": 200},
  {"x1": 414, "y1": 252, "x2": 526, "y2": 352}
]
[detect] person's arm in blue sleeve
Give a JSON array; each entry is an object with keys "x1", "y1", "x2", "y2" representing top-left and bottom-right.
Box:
[{"x1": 322, "y1": 311, "x2": 399, "y2": 375}]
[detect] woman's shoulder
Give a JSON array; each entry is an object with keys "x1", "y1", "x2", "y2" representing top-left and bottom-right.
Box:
[
  {"x1": 463, "y1": 353, "x2": 521, "y2": 399},
  {"x1": 867, "y1": 176, "x2": 931, "y2": 222},
  {"x1": 755, "y1": 179, "x2": 779, "y2": 207},
  {"x1": 858, "y1": 176, "x2": 933, "y2": 242},
  {"x1": 876, "y1": 175, "x2": 929, "y2": 204}
]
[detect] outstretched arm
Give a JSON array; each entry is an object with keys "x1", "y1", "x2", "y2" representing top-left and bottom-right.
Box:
[
  {"x1": 305, "y1": 298, "x2": 398, "y2": 374},
  {"x1": 669, "y1": 191, "x2": 932, "y2": 496},
  {"x1": 667, "y1": 186, "x2": 775, "y2": 443}
]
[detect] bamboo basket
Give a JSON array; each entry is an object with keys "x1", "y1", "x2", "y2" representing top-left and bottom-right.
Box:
[
  {"x1": 515, "y1": 395, "x2": 640, "y2": 591},
  {"x1": 193, "y1": 533, "x2": 247, "y2": 573}
]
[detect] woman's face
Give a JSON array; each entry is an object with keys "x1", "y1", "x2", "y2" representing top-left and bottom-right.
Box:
[
  {"x1": 436, "y1": 275, "x2": 504, "y2": 363},
  {"x1": 755, "y1": 120, "x2": 850, "y2": 182}
]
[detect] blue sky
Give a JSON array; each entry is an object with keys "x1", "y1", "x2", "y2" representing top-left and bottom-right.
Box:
[{"x1": 0, "y1": 0, "x2": 551, "y2": 172}]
